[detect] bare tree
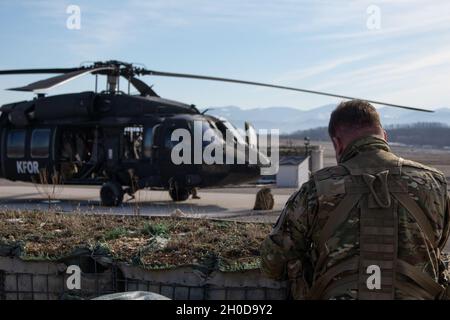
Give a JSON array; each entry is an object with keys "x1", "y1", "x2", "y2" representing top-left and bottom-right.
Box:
[
  {"x1": 32, "y1": 167, "x2": 64, "y2": 211},
  {"x1": 128, "y1": 169, "x2": 141, "y2": 216}
]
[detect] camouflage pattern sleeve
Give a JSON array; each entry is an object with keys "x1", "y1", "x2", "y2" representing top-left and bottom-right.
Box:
[
  {"x1": 260, "y1": 180, "x2": 318, "y2": 282},
  {"x1": 434, "y1": 175, "x2": 450, "y2": 286},
  {"x1": 438, "y1": 194, "x2": 450, "y2": 252},
  {"x1": 400, "y1": 162, "x2": 450, "y2": 251}
]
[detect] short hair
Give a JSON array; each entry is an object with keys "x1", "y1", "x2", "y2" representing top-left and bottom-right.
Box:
[{"x1": 328, "y1": 99, "x2": 382, "y2": 138}]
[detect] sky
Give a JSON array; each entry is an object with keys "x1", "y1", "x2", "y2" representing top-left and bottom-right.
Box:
[{"x1": 0, "y1": 0, "x2": 449, "y2": 111}]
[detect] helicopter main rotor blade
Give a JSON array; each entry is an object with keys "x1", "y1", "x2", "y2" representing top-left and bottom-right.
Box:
[
  {"x1": 128, "y1": 76, "x2": 159, "y2": 97},
  {"x1": 142, "y1": 70, "x2": 433, "y2": 113},
  {"x1": 8, "y1": 67, "x2": 114, "y2": 92},
  {"x1": 0, "y1": 68, "x2": 80, "y2": 75}
]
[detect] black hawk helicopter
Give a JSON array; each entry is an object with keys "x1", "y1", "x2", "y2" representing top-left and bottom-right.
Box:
[{"x1": 0, "y1": 60, "x2": 432, "y2": 206}]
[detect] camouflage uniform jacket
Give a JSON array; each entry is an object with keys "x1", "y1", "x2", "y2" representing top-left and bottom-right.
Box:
[{"x1": 260, "y1": 135, "x2": 450, "y2": 299}]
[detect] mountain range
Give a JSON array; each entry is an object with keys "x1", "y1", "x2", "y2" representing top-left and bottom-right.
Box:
[{"x1": 204, "y1": 104, "x2": 450, "y2": 134}]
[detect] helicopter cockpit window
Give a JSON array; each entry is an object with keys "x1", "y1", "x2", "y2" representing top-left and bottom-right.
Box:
[
  {"x1": 201, "y1": 120, "x2": 223, "y2": 146},
  {"x1": 31, "y1": 129, "x2": 51, "y2": 158},
  {"x1": 215, "y1": 119, "x2": 245, "y2": 145},
  {"x1": 7, "y1": 130, "x2": 26, "y2": 158},
  {"x1": 123, "y1": 126, "x2": 143, "y2": 160}
]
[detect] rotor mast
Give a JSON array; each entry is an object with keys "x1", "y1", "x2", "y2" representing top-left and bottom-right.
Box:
[
  {"x1": 106, "y1": 74, "x2": 119, "y2": 93},
  {"x1": 100, "y1": 60, "x2": 125, "y2": 93}
]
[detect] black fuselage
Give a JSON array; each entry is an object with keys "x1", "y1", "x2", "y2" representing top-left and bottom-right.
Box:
[{"x1": 0, "y1": 91, "x2": 262, "y2": 191}]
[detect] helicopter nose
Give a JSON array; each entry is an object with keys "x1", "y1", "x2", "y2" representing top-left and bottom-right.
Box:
[
  {"x1": 229, "y1": 150, "x2": 270, "y2": 184},
  {"x1": 247, "y1": 144, "x2": 271, "y2": 169},
  {"x1": 223, "y1": 163, "x2": 261, "y2": 185},
  {"x1": 257, "y1": 150, "x2": 271, "y2": 168}
]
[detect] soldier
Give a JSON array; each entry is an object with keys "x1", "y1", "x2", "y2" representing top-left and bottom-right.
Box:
[{"x1": 260, "y1": 100, "x2": 450, "y2": 300}]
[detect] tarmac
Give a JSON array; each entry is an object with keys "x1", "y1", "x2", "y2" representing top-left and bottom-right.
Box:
[{"x1": 0, "y1": 183, "x2": 291, "y2": 223}]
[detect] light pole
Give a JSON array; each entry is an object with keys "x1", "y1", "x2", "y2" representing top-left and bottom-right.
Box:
[{"x1": 304, "y1": 136, "x2": 310, "y2": 157}]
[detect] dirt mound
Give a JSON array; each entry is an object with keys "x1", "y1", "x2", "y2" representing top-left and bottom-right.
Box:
[{"x1": 0, "y1": 211, "x2": 271, "y2": 271}]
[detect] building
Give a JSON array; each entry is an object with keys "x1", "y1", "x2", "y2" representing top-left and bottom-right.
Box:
[
  {"x1": 276, "y1": 156, "x2": 309, "y2": 188},
  {"x1": 275, "y1": 146, "x2": 324, "y2": 188}
]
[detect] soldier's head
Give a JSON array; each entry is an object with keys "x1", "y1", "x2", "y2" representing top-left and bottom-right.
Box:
[{"x1": 328, "y1": 99, "x2": 387, "y2": 161}]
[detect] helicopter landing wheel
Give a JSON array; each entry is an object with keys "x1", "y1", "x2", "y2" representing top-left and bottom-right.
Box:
[
  {"x1": 168, "y1": 185, "x2": 190, "y2": 202},
  {"x1": 100, "y1": 181, "x2": 124, "y2": 206}
]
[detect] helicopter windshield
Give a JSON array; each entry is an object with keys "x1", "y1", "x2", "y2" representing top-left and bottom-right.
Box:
[
  {"x1": 201, "y1": 120, "x2": 224, "y2": 146},
  {"x1": 214, "y1": 117, "x2": 246, "y2": 145}
]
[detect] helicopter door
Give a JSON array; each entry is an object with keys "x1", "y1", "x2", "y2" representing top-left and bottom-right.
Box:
[
  {"x1": 104, "y1": 127, "x2": 123, "y2": 171},
  {"x1": 143, "y1": 125, "x2": 159, "y2": 163},
  {"x1": 157, "y1": 120, "x2": 191, "y2": 177},
  {"x1": 29, "y1": 128, "x2": 52, "y2": 178},
  {"x1": 150, "y1": 124, "x2": 163, "y2": 164},
  {"x1": 3, "y1": 129, "x2": 28, "y2": 181},
  {"x1": 3, "y1": 128, "x2": 52, "y2": 182}
]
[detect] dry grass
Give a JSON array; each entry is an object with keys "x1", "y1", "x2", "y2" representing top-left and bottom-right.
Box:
[{"x1": 0, "y1": 210, "x2": 271, "y2": 271}]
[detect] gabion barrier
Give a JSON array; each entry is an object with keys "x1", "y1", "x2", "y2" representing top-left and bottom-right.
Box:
[{"x1": 0, "y1": 255, "x2": 288, "y2": 300}]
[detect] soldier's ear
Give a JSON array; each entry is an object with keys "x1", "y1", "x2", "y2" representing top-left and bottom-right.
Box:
[
  {"x1": 383, "y1": 129, "x2": 388, "y2": 141},
  {"x1": 331, "y1": 136, "x2": 344, "y2": 161},
  {"x1": 331, "y1": 136, "x2": 341, "y2": 150}
]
